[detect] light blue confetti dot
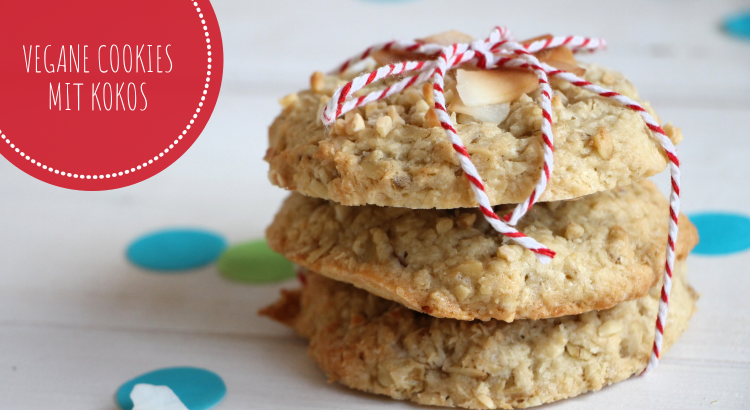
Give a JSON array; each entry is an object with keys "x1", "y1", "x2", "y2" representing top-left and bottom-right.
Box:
[
  {"x1": 724, "y1": 11, "x2": 750, "y2": 39},
  {"x1": 116, "y1": 367, "x2": 226, "y2": 410},
  {"x1": 690, "y1": 212, "x2": 750, "y2": 256},
  {"x1": 127, "y1": 228, "x2": 227, "y2": 271}
]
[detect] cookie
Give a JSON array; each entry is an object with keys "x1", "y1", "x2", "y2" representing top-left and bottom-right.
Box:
[
  {"x1": 266, "y1": 180, "x2": 698, "y2": 321},
  {"x1": 260, "y1": 262, "x2": 697, "y2": 409},
  {"x1": 266, "y1": 63, "x2": 681, "y2": 208}
]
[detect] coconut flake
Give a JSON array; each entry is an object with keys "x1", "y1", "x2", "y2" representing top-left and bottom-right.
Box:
[
  {"x1": 449, "y1": 94, "x2": 511, "y2": 124},
  {"x1": 417, "y1": 30, "x2": 473, "y2": 46},
  {"x1": 456, "y1": 69, "x2": 537, "y2": 107},
  {"x1": 131, "y1": 384, "x2": 188, "y2": 410},
  {"x1": 536, "y1": 46, "x2": 586, "y2": 76},
  {"x1": 373, "y1": 31, "x2": 473, "y2": 66}
]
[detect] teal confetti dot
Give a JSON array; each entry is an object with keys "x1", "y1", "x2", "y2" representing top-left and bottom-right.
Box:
[
  {"x1": 127, "y1": 229, "x2": 227, "y2": 271},
  {"x1": 724, "y1": 11, "x2": 750, "y2": 39},
  {"x1": 690, "y1": 212, "x2": 750, "y2": 255},
  {"x1": 116, "y1": 367, "x2": 226, "y2": 410}
]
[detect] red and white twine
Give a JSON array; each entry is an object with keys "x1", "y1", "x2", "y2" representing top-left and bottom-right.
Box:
[{"x1": 322, "y1": 26, "x2": 680, "y2": 373}]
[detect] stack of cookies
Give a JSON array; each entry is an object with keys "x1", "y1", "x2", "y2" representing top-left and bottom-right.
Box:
[{"x1": 260, "y1": 31, "x2": 699, "y2": 409}]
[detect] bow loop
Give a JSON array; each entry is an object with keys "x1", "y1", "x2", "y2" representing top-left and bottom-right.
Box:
[{"x1": 470, "y1": 37, "x2": 495, "y2": 69}]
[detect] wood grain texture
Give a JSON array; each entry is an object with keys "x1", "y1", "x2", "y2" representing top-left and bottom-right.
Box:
[{"x1": 0, "y1": 0, "x2": 748, "y2": 408}]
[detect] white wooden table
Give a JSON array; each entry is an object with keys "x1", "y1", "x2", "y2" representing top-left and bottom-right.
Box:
[{"x1": 1, "y1": 1, "x2": 749, "y2": 408}]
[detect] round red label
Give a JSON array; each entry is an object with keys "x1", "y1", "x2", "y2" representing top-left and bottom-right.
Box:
[{"x1": 0, "y1": 0, "x2": 223, "y2": 190}]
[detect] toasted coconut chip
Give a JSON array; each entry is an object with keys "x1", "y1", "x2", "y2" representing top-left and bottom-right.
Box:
[
  {"x1": 456, "y1": 68, "x2": 538, "y2": 106},
  {"x1": 373, "y1": 30, "x2": 473, "y2": 66},
  {"x1": 417, "y1": 30, "x2": 474, "y2": 46},
  {"x1": 536, "y1": 46, "x2": 586, "y2": 76}
]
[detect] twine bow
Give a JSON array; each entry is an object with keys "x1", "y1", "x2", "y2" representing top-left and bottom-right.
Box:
[{"x1": 322, "y1": 26, "x2": 680, "y2": 373}]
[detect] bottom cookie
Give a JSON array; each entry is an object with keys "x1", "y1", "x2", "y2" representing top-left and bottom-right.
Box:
[{"x1": 261, "y1": 262, "x2": 697, "y2": 409}]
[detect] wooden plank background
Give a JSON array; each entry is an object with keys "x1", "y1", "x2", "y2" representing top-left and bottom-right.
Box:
[{"x1": 1, "y1": 0, "x2": 748, "y2": 408}]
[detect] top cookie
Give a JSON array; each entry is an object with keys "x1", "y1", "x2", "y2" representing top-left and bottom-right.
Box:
[{"x1": 266, "y1": 52, "x2": 681, "y2": 208}]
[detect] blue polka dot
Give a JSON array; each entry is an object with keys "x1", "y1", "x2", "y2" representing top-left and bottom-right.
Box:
[
  {"x1": 127, "y1": 229, "x2": 227, "y2": 271},
  {"x1": 690, "y1": 212, "x2": 750, "y2": 256},
  {"x1": 724, "y1": 11, "x2": 750, "y2": 39},
  {"x1": 116, "y1": 367, "x2": 226, "y2": 410}
]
